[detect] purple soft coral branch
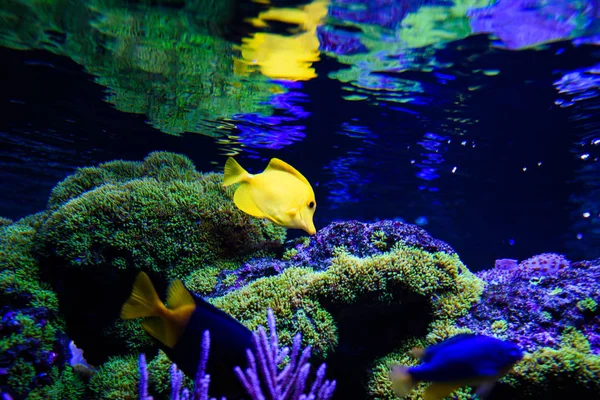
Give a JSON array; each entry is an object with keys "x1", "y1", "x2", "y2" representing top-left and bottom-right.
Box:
[
  {"x1": 309, "y1": 364, "x2": 326, "y2": 396},
  {"x1": 171, "y1": 363, "x2": 184, "y2": 400},
  {"x1": 254, "y1": 326, "x2": 278, "y2": 398},
  {"x1": 193, "y1": 330, "x2": 211, "y2": 400},
  {"x1": 139, "y1": 354, "x2": 153, "y2": 400},
  {"x1": 138, "y1": 330, "x2": 220, "y2": 400},
  {"x1": 139, "y1": 310, "x2": 335, "y2": 400},
  {"x1": 236, "y1": 308, "x2": 336, "y2": 400}
]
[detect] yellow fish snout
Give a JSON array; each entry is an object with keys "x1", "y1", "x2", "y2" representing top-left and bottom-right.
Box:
[
  {"x1": 298, "y1": 201, "x2": 317, "y2": 235},
  {"x1": 303, "y1": 220, "x2": 317, "y2": 236}
]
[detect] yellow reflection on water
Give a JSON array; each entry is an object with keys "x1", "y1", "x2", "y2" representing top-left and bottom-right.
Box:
[{"x1": 234, "y1": 0, "x2": 329, "y2": 81}]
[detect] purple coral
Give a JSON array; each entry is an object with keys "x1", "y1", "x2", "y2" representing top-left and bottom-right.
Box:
[
  {"x1": 139, "y1": 354, "x2": 152, "y2": 400},
  {"x1": 234, "y1": 309, "x2": 336, "y2": 400},
  {"x1": 286, "y1": 220, "x2": 455, "y2": 269},
  {"x1": 457, "y1": 255, "x2": 599, "y2": 353},
  {"x1": 138, "y1": 311, "x2": 336, "y2": 400},
  {"x1": 138, "y1": 330, "x2": 222, "y2": 400},
  {"x1": 517, "y1": 253, "x2": 571, "y2": 278},
  {"x1": 212, "y1": 220, "x2": 455, "y2": 296}
]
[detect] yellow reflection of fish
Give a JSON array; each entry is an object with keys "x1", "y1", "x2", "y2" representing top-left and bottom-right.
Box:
[
  {"x1": 234, "y1": 0, "x2": 329, "y2": 81},
  {"x1": 223, "y1": 157, "x2": 317, "y2": 235}
]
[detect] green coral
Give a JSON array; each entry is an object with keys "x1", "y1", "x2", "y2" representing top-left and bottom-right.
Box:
[
  {"x1": 491, "y1": 319, "x2": 508, "y2": 334},
  {"x1": 0, "y1": 0, "x2": 280, "y2": 137},
  {"x1": 103, "y1": 319, "x2": 155, "y2": 353},
  {"x1": 212, "y1": 243, "x2": 483, "y2": 366},
  {"x1": 368, "y1": 340, "x2": 475, "y2": 400},
  {"x1": 212, "y1": 267, "x2": 335, "y2": 356},
  {"x1": 0, "y1": 215, "x2": 77, "y2": 398},
  {"x1": 282, "y1": 247, "x2": 299, "y2": 260},
  {"x1": 27, "y1": 366, "x2": 86, "y2": 400},
  {"x1": 541, "y1": 311, "x2": 553, "y2": 322},
  {"x1": 504, "y1": 328, "x2": 600, "y2": 397},
  {"x1": 32, "y1": 152, "x2": 285, "y2": 361},
  {"x1": 370, "y1": 229, "x2": 388, "y2": 250},
  {"x1": 0, "y1": 215, "x2": 56, "y2": 312},
  {"x1": 221, "y1": 273, "x2": 238, "y2": 288},
  {"x1": 89, "y1": 350, "x2": 190, "y2": 399},
  {"x1": 183, "y1": 266, "x2": 221, "y2": 295},
  {"x1": 148, "y1": 350, "x2": 193, "y2": 396},
  {"x1": 0, "y1": 216, "x2": 13, "y2": 227},
  {"x1": 37, "y1": 151, "x2": 286, "y2": 280},
  {"x1": 6, "y1": 358, "x2": 36, "y2": 397},
  {"x1": 576, "y1": 297, "x2": 598, "y2": 313},
  {"x1": 147, "y1": 350, "x2": 175, "y2": 396},
  {"x1": 89, "y1": 354, "x2": 139, "y2": 400}
]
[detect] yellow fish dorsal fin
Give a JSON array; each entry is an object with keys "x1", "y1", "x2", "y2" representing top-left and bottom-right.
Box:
[
  {"x1": 223, "y1": 157, "x2": 252, "y2": 187},
  {"x1": 233, "y1": 183, "x2": 268, "y2": 219},
  {"x1": 120, "y1": 272, "x2": 161, "y2": 320},
  {"x1": 265, "y1": 158, "x2": 310, "y2": 186},
  {"x1": 423, "y1": 382, "x2": 464, "y2": 400},
  {"x1": 166, "y1": 279, "x2": 195, "y2": 310}
]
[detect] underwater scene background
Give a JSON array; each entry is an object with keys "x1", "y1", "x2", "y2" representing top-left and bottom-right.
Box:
[{"x1": 0, "y1": 0, "x2": 599, "y2": 399}]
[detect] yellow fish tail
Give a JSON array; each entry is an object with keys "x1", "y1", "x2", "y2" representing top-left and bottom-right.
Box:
[
  {"x1": 121, "y1": 272, "x2": 188, "y2": 349},
  {"x1": 388, "y1": 365, "x2": 416, "y2": 397},
  {"x1": 166, "y1": 279, "x2": 195, "y2": 310},
  {"x1": 121, "y1": 272, "x2": 162, "y2": 320},
  {"x1": 223, "y1": 157, "x2": 251, "y2": 187}
]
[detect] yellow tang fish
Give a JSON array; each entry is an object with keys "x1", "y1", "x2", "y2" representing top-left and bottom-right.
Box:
[{"x1": 223, "y1": 157, "x2": 317, "y2": 235}]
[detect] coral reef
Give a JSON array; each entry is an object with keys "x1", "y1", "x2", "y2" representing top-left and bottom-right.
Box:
[
  {"x1": 33, "y1": 151, "x2": 286, "y2": 363},
  {"x1": 2, "y1": 149, "x2": 597, "y2": 399},
  {"x1": 460, "y1": 256, "x2": 599, "y2": 352},
  {"x1": 284, "y1": 219, "x2": 456, "y2": 268},
  {"x1": 0, "y1": 214, "x2": 85, "y2": 399},
  {"x1": 455, "y1": 255, "x2": 600, "y2": 398},
  {"x1": 365, "y1": 254, "x2": 600, "y2": 399},
  {"x1": 207, "y1": 220, "x2": 483, "y2": 399},
  {"x1": 213, "y1": 219, "x2": 458, "y2": 296}
]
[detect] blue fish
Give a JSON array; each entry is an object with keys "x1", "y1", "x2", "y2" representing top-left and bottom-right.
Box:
[
  {"x1": 388, "y1": 334, "x2": 523, "y2": 400},
  {"x1": 120, "y1": 272, "x2": 252, "y2": 398}
]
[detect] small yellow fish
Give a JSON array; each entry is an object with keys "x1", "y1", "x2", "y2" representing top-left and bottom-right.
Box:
[{"x1": 223, "y1": 157, "x2": 317, "y2": 235}]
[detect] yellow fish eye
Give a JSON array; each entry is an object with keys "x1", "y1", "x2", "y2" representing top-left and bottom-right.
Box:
[{"x1": 308, "y1": 201, "x2": 315, "y2": 209}]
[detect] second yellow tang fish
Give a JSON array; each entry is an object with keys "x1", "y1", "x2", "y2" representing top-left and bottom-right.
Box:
[{"x1": 223, "y1": 157, "x2": 317, "y2": 235}]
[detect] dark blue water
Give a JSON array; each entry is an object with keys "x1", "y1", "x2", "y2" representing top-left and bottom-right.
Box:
[{"x1": 1, "y1": 0, "x2": 599, "y2": 272}]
